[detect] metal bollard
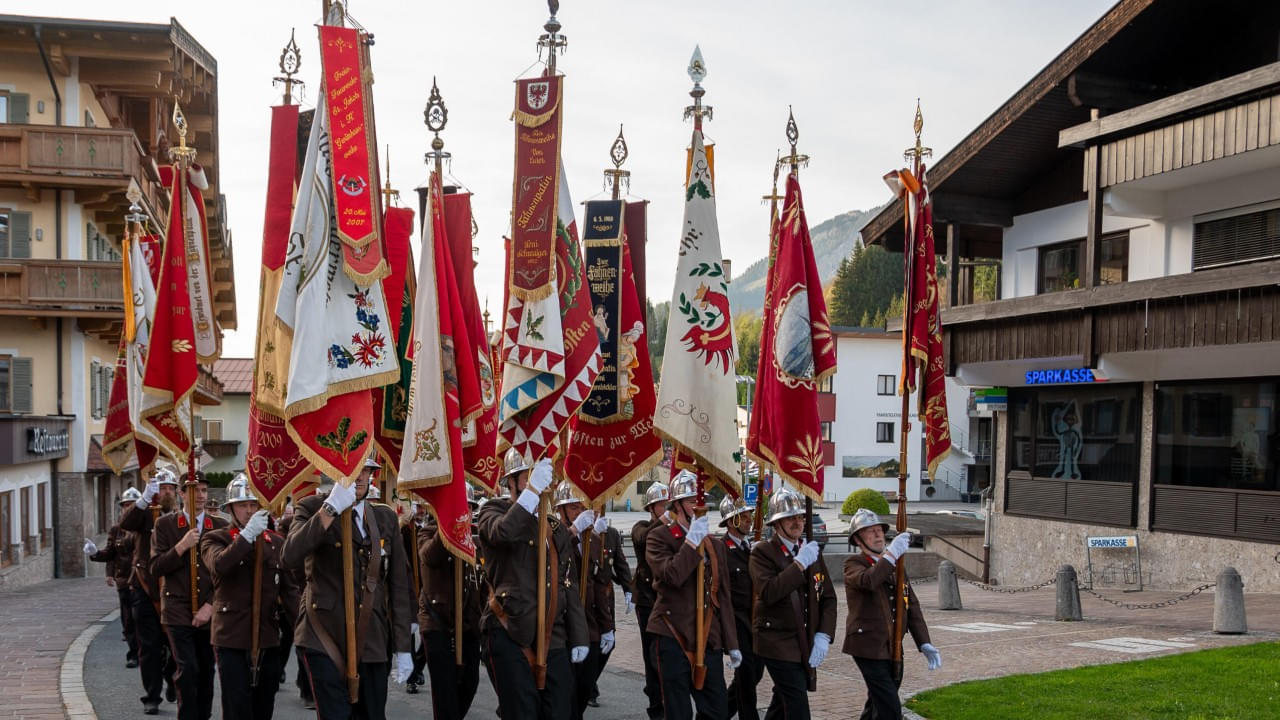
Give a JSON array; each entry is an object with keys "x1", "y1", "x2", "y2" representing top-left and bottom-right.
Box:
[
  {"x1": 1213, "y1": 566, "x2": 1247, "y2": 634},
  {"x1": 937, "y1": 560, "x2": 963, "y2": 610},
  {"x1": 1055, "y1": 565, "x2": 1082, "y2": 621}
]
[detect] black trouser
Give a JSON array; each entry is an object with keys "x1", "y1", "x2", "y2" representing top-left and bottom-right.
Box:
[
  {"x1": 130, "y1": 588, "x2": 167, "y2": 705},
  {"x1": 853, "y1": 657, "x2": 903, "y2": 720},
  {"x1": 481, "y1": 625, "x2": 572, "y2": 720},
  {"x1": 118, "y1": 586, "x2": 138, "y2": 661},
  {"x1": 762, "y1": 656, "x2": 809, "y2": 720},
  {"x1": 302, "y1": 649, "x2": 389, "y2": 720},
  {"x1": 166, "y1": 624, "x2": 216, "y2": 720},
  {"x1": 276, "y1": 612, "x2": 294, "y2": 685},
  {"x1": 571, "y1": 642, "x2": 602, "y2": 720},
  {"x1": 636, "y1": 605, "x2": 664, "y2": 719},
  {"x1": 215, "y1": 646, "x2": 282, "y2": 720},
  {"x1": 726, "y1": 621, "x2": 763, "y2": 720},
  {"x1": 409, "y1": 634, "x2": 427, "y2": 685},
  {"x1": 592, "y1": 645, "x2": 611, "y2": 700},
  {"x1": 423, "y1": 628, "x2": 480, "y2": 718},
  {"x1": 654, "y1": 635, "x2": 726, "y2": 720},
  {"x1": 295, "y1": 646, "x2": 312, "y2": 699}
]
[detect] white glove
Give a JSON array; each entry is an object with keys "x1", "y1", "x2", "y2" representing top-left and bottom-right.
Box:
[
  {"x1": 727, "y1": 649, "x2": 743, "y2": 670},
  {"x1": 600, "y1": 630, "x2": 615, "y2": 655},
  {"x1": 325, "y1": 482, "x2": 357, "y2": 515},
  {"x1": 809, "y1": 632, "x2": 831, "y2": 668},
  {"x1": 240, "y1": 509, "x2": 270, "y2": 543},
  {"x1": 921, "y1": 643, "x2": 942, "y2": 671},
  {"x1": 593, "y1": 515, "x2": 610, "y2": 535},
  {"x1": 624, "y1": 592, "x2": 634, "y2": 614},
  {"x1": 884, "y1": 531, "x2": 912, "y2": 564},
  {"x1": 684, "y1": 516, "x2": 709, "y2": 548},
  {"x1": 140, "y1": 478, "x2": 159, "y2": 506},
  {"x1": 528, "y1": 458, "x2": 554, "y2": 494},
  {"x1": 83, "y1": 538, "x2": 98, "y2": 555},
  {"x1": 393, "y1": 652, "x2": 414, "y2": 684},
  {"x1": 573, "y1": 510, "x2": 596, "y2": 535},
  {"x1": 410, "y1": 623, "x2": 420, "y2": 638},
  {"x1": 516, "y1": 488, "x2": 541, "y2": 515},
  {"x1": 570, "y1": 645, "x2": 589, "y2": 664},
  {"x1": 794, "y1": 540, "x2": 820, "y2": 569}
]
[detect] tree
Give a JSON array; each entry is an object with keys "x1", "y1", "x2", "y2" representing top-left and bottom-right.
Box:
[
  {"x1": 828, "y1": 242, "x2": 904, "y2": 328},
  {"x1": 733, "y1": 312, "x2": 763, "y2": 376},
  {"x1": 647, "y1": 300, "x2": 669, "y2": 382}
]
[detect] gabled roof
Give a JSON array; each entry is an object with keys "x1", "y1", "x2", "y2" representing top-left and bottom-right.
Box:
[{"x1": 212, "y1": 358, "x2": 253, "y2": 395}]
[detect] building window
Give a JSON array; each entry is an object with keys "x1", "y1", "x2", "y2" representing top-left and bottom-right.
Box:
[
  {"x1": 0, "y1": 209, "x2": 33, "y2": 259},
  {"x1": 1193, "y1": 204, "x2": 1280, "y2": 271},
  {"x1": 95, "y1": 476, "x2": 111, "y2": 534},
  {"x1": 38, "y1": 482, "x2": 49, "y2": 549},
  {"x1": 1037, "y1": 233, "x2": 1128, "y2": 293},
  {"x1": 0, "y1": 92, "x2": 29, "y2": 123},
  {"x1": 876, "y1": 422, "x2": 894, "y2": 443},
  {"x1": 876, "y1": 375, "x2": 896, "y2": 396},
  {"x1": 1006, "y1": 384, "x2": 1141, "y2": 526},
  {"x1": 0, "y1": 491, "x2": 11, "y2": 567},
  {"x1": 1099, "y1": 231, "x2": 1129, "y2": 285},
  {"x1": 203, "y1": 418, "x2": 223, "y2": 441},
  {"x1": 0, "y1": 355, "x2": 32, "y2": 414}
]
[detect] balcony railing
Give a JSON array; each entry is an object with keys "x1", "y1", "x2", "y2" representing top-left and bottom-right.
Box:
[{"x1": 0, "y1": 259, "x2": 124, "y2": 317}]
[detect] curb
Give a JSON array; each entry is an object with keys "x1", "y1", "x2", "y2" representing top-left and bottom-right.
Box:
[{"x1": 60, "y1": 608, "x2": 116, "y2": 720}]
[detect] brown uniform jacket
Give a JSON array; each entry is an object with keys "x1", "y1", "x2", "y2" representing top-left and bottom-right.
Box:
[
  {"x1": 749, "y1": 536, "x2": 838, "y2": 664},
  {"x1": 200, "y1": 526, "x2": 295, "y2": 651},
  {"x1": 630, "y1": 519, "x2": 658, "y2": 609},
  {"x1": 120, "y1": 502, "x2": 163, "y2": 600},
  {"x1": 281, "y1": 496, "x2": 414, "y2": 664},
  {"x1": 90, "y1": 524, "x2": 136, "y2": 587},
  {"x1": 476, "y1": 496, "x2": 588, "y2": 651},
  {"x1": 151, "y1": 511, "x2": 228, "y2": 627},
  {"x1": 722, "y1": 533, "x2": 753, "y2": 632},
  {"x1": 645, "y1": 521, "x2": 738, "y2": 654},
  {"x1": 589, "y1": 526, "x2": 632, "y2": 639},
  {"x1": 841, "y1": 554, "x2": 930, "y2": 660},
  {"x1": 416, "y1": 518, "x2": 484, "y2": 633}
]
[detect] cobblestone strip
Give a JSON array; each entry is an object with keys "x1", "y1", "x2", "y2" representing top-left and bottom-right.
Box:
[{"x1": 60, "y1": 610, "x2": 116, "y2": 720}]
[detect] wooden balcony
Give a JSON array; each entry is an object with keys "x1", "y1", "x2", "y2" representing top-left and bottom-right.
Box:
[
  {"x1": 0, "y1": 259, "x2": 123, "y2": 319},
  {"x1": 0, "y1": 124, "x2": 165, "y2": 220}
]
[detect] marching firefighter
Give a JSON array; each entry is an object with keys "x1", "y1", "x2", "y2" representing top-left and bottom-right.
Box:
[
  {"x1": 200, "y1": 474, "x2": 297, "y2": 720},
  {"x1": 749, "y1": 486, "x2": 837, "y2": 720},
  {"x1": 281, "y1": 457, "x2": 415, "y2": 720},
  {"x1": 151, "y1": 471, "x2": 228, "y2": 720},
  {"x1": 553, "y1": 481, "x2": 612, "y2": 720},
  {"x1": 844, "y1": 508, "x2": 941, "y2": 719},
  {"x1": 645, "y1": 470, "x2": 740, "y2": 720},
  {"x1": 85, "y1": 487, "x2": 143, "y2": 668},
  {"x1": 718, "y1": 495, "x2": 761, "y2": 720},
  {"x1": 120, "y1": 468, "x2": 180, "y2": 714},
  {"x1": 416, "y1": 485, "x2": 485, "y2": 718},
  {"x1": 631, "y1": 480, "x2": 670, "y2": 720},
  {"x1": 402, "y1": 500, "x2": 429, "y2": 694},
  {"x1": 586, "y1": 496, "x2": 634, "y2": 709},
  {"x1": 476, "y1": 449, "x2": 589, "y2": 719}
]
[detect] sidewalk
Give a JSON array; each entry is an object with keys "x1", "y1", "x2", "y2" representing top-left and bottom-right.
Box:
[{"x1": 0, "y1": 577, "x2": 117, "y2": 720}]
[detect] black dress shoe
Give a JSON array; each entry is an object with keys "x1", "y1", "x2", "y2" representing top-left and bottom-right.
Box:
[
  {"x1": 301, "y1": 690, "x2": 316, "y2": 710},
  {"x1": 406, "y1": 683, "x2": 419, "y2": 694},
  {"x1": 165, "y1": 683, "x2": 176, "y2": 703},
  {"x1": 126, "y1": 658, "x2": 139, "y2": 669},
  {"x1": 587, "y1": 698, "x2": 600, "y2": 708},
  {"x1": 143, "y1": 701, "x2": 160, "y2": 715}
]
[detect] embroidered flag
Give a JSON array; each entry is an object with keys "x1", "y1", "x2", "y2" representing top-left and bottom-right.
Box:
[
  {"x1": 138, "y1": 166, "x2": 200, "y2": 464},
  {"x1": 275, "y1": 96, "x2": 399, "y2": 484},
  {"x1": 371, "y1": 206, "x2": 416, "y2": 475},
  {"x1": 158, "y1": 164, "x2": 220, "y2": 364},
  {"x1": 746, "y1": 172, "x2": 837, "y2": 502},
  {"x1": 654, "y1": 129, "x2": 740, "y2": 492},
  {"x1": 247, "y1": 104, "x2": 312, "y2": 512},
  {"x1": 103, "y1": 232, "x2": 162, "y2": 474},
  {"x1": 563, "y1": 200, "x2": 661, "y2": 502},
  {"x1": 318, "y1": 24, "x2": 389, "y2": 285},
  {"x1": 441, "y1": 193, "x2": 502, "y2": 494}
]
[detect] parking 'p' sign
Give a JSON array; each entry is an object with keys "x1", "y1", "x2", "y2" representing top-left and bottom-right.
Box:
[{"x1": 744, "y1": 483, "x2": 758, "y2": 505}]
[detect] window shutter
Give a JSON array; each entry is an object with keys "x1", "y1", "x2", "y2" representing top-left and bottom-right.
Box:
[
  {"x1": 90, "y1": 361, "x2": 100, "y2": 418},
  {"x1": 102, "y1": 366, "x2": 113, "y2": 412},
  {"x1": 1194, "y1": 207, "x2": 1280, "y2": 270},
  {"x1": 11, "y1": 358, "x2": 32, "y2": 414},
  {"x1": 9, "y1": 212, "x2": 31, "y2": 259},
  {"x1": 8, "y1": 94, "x2": 29, "y2": 124},
  {"x1": 86, "y1": 223, "x2": 96, "y2": 260}
]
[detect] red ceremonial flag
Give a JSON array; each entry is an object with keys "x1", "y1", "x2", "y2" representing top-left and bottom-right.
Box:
[
  {"x1": 442, "y1": 192, "x2": 502, "y2": 494},
  {"x1": 139, "y1": 164, "x2": 200, "y2": 463},
  {"x1": 746, "y1": 172, "x2": 837, "y2": 502},
  {"x1": 371, "y1": 206, "x2": 416, "y2": 475},
  {"x1": 247, "y1": 104, "x2": 312, "y2": 511},
  {"x1": 904, "y1": 164, "x2": 951, "y2": 475}
]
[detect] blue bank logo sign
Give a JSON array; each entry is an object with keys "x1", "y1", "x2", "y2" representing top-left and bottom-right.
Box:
[{"x1": 1025, "y1": 368, "x2": 1105, "y2": 385}]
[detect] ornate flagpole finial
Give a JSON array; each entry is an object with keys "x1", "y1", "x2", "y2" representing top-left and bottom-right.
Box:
[
  {"x1": 381, "y1": 146, "x2": 399, "y2": 207},
  {"x1": 762, "y1": 149, "x2": 784, "y2": 206},
  {"x1": 684, "y1": 45, "x2": 713, "y2": 127},
  {"x1": 168, "y1": 99, "x2": 197, "y2": 165},
  {"x1": 538, "y1": 0, "x2": 567, "y2": 74},
  {"x1": 273, "y1": 29, "x2": 304, "y2": 105},
  {"x1": 604, "y1": 124, "x2": 631, "y2": 200},
  {"x1": 904, "y1": 99, "x2": 932, "y2": 165},
  {"x1": 424, "y1": 77, "x2": 451, "y2": 173},
  {"x1": 780, "y1": 106, "x2": 809, "y2": 173}
]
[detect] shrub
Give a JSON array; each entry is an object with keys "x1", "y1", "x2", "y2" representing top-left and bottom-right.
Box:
[{"x1": 841, "y1": 488, "x2": 890, "y2": 517}]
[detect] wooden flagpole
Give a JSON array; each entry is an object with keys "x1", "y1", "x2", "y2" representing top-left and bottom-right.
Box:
[{"x1": 753, "y1": 153, "x2": 784, "y2": 545}]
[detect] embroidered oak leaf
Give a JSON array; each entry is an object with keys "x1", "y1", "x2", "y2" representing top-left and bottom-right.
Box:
[
  {"x1": 315, "y1": 416, "x2": 365, "y2": 463},
  {"x1": 526, "y1": 313, "x2": 545, "y2": 342},
  {"x1": 686, "y1": 179, "x2": 712, "y2": 202}
]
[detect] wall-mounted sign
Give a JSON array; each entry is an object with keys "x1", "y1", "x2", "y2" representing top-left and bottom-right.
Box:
[
  {"x1": 1086, "y1": 535, "x2": 1137, "y2": 548},
  {"x1": 1024, "y1": 368, "x2": 1107, "y2": 385},
  {"x1": 27, "y1": 427, "x2": 70, "y2": 456},
  {"x1": 971, "y1": 387, "x2": 1008, "y2": 416}
]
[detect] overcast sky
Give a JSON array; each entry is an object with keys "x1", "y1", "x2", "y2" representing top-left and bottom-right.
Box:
[{"x1": 12, "y1": 0, "x2": 1114, "y2": 357}]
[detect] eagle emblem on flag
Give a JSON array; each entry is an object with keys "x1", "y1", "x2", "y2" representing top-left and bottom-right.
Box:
[{"x1": 527, "y1": 81, "x2": 550, "y2": 110}]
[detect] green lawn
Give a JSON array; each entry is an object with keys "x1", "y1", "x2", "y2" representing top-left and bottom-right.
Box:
[{"x1": 906, "y1": 642, "x2": 1280, "y2": 720}]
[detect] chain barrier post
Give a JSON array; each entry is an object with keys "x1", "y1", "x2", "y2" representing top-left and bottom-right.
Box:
[
  {"x1": 1213, "y1": 567, "x2": 1247, "y2": 634},
  {"x1": 1055, "y1": 565, "x2": 1083, "y2": 621},
  {"x1": 937, "y1": 560, "x2": 962, "y2": 611}
]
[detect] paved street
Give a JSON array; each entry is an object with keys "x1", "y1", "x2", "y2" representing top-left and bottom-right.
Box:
[{"x1": 59, "y1": 565, "x2": 1279, "y2": 720}]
